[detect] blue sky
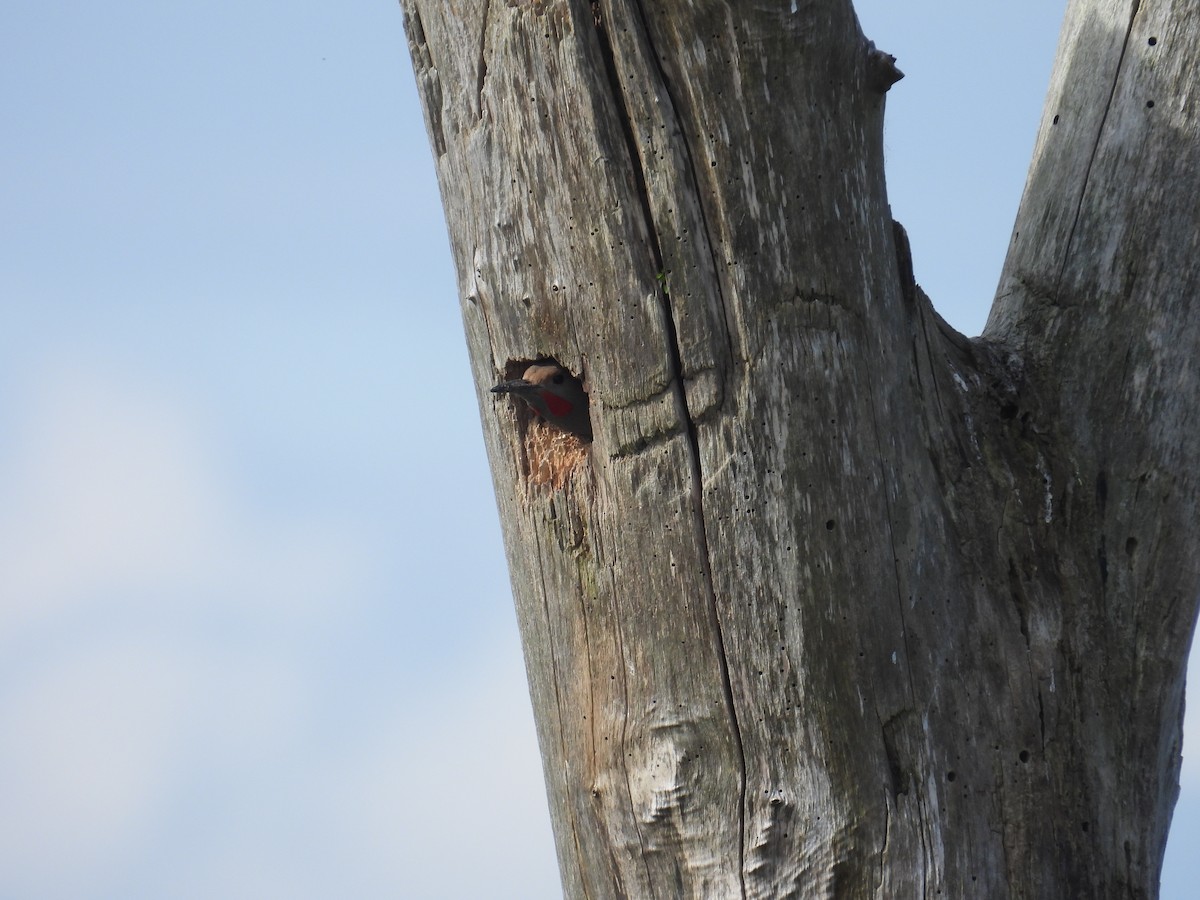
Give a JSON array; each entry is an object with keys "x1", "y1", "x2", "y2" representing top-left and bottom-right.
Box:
[{"x1": 0, "y1": 2, "x2": 1194, "y2": 897}]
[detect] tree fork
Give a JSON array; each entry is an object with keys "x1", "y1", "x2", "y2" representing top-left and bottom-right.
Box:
[{"x1": 400, "y1": 0, "x2": 1200, "y2": 896}]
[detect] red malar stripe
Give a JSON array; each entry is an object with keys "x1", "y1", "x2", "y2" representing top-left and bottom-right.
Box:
[{"x1": 542, "y1": 391, "x2": 573, "y2": 418}]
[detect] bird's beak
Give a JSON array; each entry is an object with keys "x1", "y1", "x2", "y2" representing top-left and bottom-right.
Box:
[{"x1": 491, "y1": 379, "x2": 536, "y2": 396}]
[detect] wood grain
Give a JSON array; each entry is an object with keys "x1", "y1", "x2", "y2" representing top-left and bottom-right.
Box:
[{"x1": 401, "y1": 0, "x2": 1200, "y2": 895}]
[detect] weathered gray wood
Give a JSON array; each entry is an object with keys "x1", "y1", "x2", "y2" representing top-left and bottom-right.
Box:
[
  {"x1": 987, "y1": 1, "x2": 1200, "y2": 889},
  {"x1": 400, "y1": 0, "x2": 1200, "y2": 896}
]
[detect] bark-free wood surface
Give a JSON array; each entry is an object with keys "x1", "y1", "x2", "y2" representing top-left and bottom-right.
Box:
[{"x1": 401, "y1": 1, "x2": 1200, "y2": 895}]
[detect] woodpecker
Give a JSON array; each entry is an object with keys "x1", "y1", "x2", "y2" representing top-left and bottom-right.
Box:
[{"x1": 491, "y1": 363, "x2": 592, "y2": 440}]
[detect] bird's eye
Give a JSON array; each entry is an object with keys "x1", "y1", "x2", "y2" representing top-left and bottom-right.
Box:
[{"x1": 552, "y1": 373, "x2": 565, "y2": 385}]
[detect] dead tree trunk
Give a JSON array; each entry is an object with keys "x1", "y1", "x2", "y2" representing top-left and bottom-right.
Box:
[{"x1": 400, "y1": 1, "x2": 1200, "y2": 896}]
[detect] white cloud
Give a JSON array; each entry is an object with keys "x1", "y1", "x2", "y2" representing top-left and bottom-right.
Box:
[
  {"x1": 0, "y1": 359, "x2": 367, "y2": 896},
  {"x1": 319, "y1": 647, "x2": 561, "y2": 900},
  {"x1": 0, "y1": 633, "x2": 311, "y2": 900},
  {"x1": 0, "y1": 362, "x2": 218, "y2": 623},
  {"x1": 0, "y1": 638, "x2": 197, "y2": 897},
  {"x1": 0, "y1": 358, "x2": 374, "y2": 632}
]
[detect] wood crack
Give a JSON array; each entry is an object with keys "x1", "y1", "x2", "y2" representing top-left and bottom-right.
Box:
[
  {"x1": 861, "y1": 325, "x2": 920, "y2": 710},
  {"x1": 1055, "y1": 0, "x2": 1143, "y2": 294},
  {"x1": 475, "y1": 0, "x2": 492, "y2": 119},
  {"x1": 875, "y1": 796, "x2": 890, "y2": 897},
  {"x1": 402, "y1": 2, "x2": 447, "y2": 157},
  {"x1": 624, "y1": 2, "x2": 738, "y2": 377},
  {"x1": 609, "y1": 565, "x2": 655, "y2": 897},
  {"x1": 533, "y1": 526, "x2": 592, "y2": 896},
  {"x1": 590, "y1": 3, "x2": 747, "y2": 894}
]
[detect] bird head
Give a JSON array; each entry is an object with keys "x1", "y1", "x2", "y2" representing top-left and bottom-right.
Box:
[{"x1": 491, "y1": 363, "x2": 592, "y2": 441}]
